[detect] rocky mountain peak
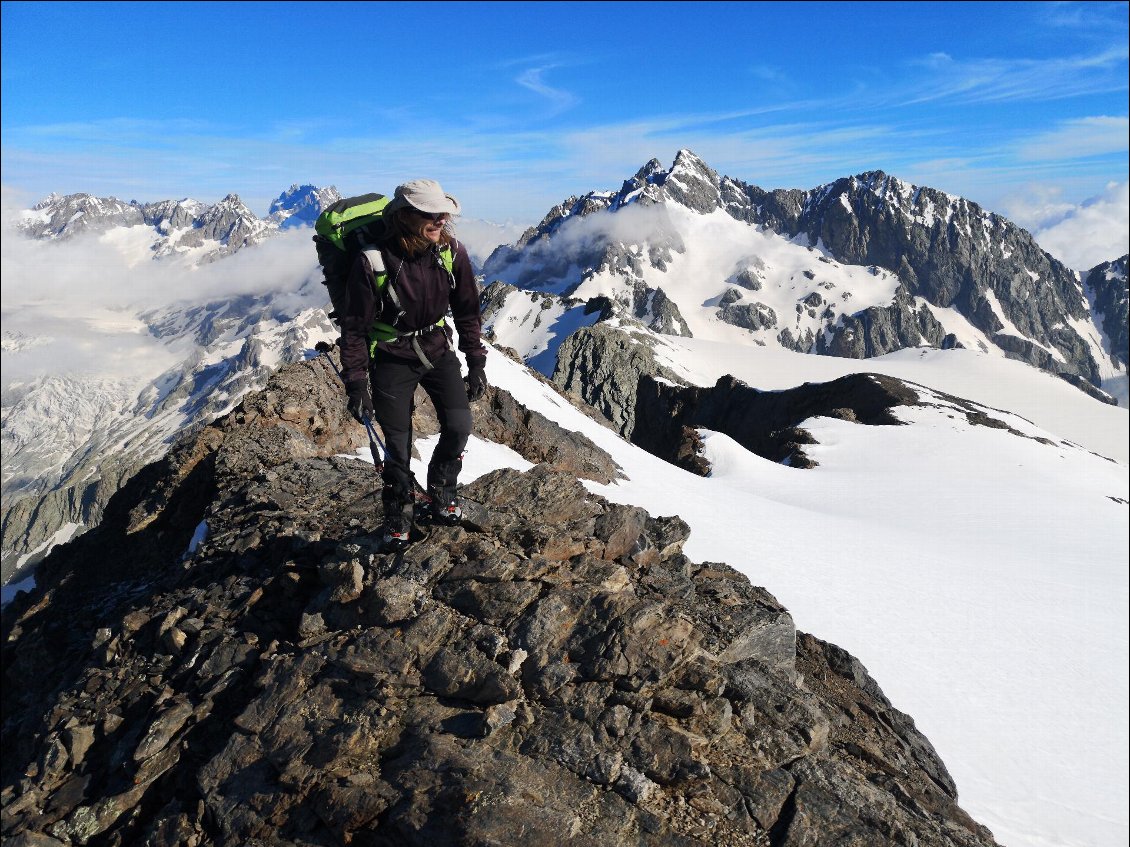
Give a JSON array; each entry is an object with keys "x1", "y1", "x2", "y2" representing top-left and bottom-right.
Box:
[
  {"x1": 670, "y1": 148, "x2": 715, "y2": 180},
  {"x1": 851, "y1": 169, "x2": 892, "y2": 191},
  {"x1": 268, "y1": 184, "x2": 342, "y2": 230},
  {"x1": 633, "y1": 158, "x2": 666, "y2": 181},
  {"x1": 32, "y1": 192, "x2": 63, "y2": 209},
  {"x1": 659, "y1": 149, "x2": 722, "y2": 214},
  {"x1": 22, "y1": 193, "x2": 145, "y2": 239},
  {"x1": 141, "y1": 198, "x2": 206, "y2": 233},
  {"x1": 1, "y1": 353, "x2": 999, "y2": 847},
  {"x1": 213, "y1": 193, "x2": 247, "y2": 210}
]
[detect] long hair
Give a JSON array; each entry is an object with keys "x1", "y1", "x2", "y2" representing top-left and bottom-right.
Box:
[{"x1": 385, "y1": 207, "x2": 454, "y2": 256}]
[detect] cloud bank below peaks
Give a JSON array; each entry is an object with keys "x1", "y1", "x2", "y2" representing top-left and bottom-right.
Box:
[
  {"x1": 0, "y1": 213, "x2": 327, "y2": 384},
  {"x1": 1003, "y1": 180, "x2": 1130, "y2": 272}
]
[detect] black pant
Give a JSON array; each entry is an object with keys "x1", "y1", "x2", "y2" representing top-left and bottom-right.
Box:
[{"x1": 369, "y1": 349, "x2": 472, "y2": 529}]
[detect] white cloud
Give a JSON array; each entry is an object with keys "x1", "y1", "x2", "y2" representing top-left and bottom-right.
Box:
[
  {"x1": 515, "y1": 65, "x2": 579, "y2": 115},
  {"x1": 1002, "y1": 180, "x2": 1130, "y2": 271},
  {"x1": 0, "y1": 222, "x2": 318, "y2": 312},
  {"x1": 904, "y1": 47, "x2": 1129, "y2": 106},
  {"x1": 0, "y1": 205, "x2": 326, "y2": 384},
  {"x1": 452, "y1": 217, "x2": 529, "y2": 268}
]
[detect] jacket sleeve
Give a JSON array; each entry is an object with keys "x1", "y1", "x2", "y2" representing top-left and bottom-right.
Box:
[
  {"x1": 449, "y1": 241, "x2": 487, "y2": 367},
  {"x1": 338, "y1": 253, "x2": 379, "y2": 387}
]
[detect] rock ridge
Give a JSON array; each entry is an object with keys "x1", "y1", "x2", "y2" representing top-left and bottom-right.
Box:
[{"x1": 2, "y1": 356, "x2": 998, "y2": 846}]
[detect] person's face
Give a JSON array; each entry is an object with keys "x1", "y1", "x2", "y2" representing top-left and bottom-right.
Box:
[{"x1": 411, "y1": 209, "x2": 449, "y2": 243}]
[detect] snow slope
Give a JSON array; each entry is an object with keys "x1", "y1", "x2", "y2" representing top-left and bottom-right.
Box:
[
  {"x1": 381, "y1": 344, "x2": 1128, "y2": 847},
  {"x1": 649, "y1": 338, "x2": 1129, "y2": 466}
]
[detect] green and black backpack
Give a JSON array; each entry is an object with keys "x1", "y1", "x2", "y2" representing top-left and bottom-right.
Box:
[
  {"x1": 313, "y1": 193, "x2": 392, "y2": 327},
  {"x1": 313, "y1": 194, "x2": 456, "y2": 341}
]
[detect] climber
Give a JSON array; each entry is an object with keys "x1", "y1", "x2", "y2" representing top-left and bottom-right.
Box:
[{"x1": 336, "y1": 179, "x2": 488, "y2": 550}]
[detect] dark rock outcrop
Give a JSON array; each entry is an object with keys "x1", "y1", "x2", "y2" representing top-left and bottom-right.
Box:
[
  {"x1": 2, "y1": 357, "x2": 999, "y2": 847},
  {"x1": 716, "y1": 289, "x2": 778, "y2": 332},
  {"x1": 1084, "y1": 255, "x2": 1129, "y2": 367},
  {"x1": 547, "y1": 324, "x2": 1063, "y2": 475},
  {"x1": 815, "y1": 286, "x2": 949, "y2": 358},
  {"x1": 552, "y1": 325, "x2": 686, "y2": 437},
  {"x1": 633, "y1": 372, "x2": 917, "y2": 472}
]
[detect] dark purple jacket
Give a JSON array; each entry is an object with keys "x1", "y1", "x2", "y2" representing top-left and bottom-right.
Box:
[{"x1": 339, "y1": 237, "x2": 485, "y2": 386}]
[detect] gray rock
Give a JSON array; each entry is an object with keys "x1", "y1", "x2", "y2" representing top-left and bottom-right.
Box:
[
  {"x1": 552, "y1": 323, "x2": 686, "y2": 437},
  {"x1": 727, "y1": 260, "x2": 766, "y2": 291},
  {"x1": 818, "y1": 285, "x2": 948, "y2": 358},
  {"x1": 1084, "y1": 255, "x2": 1129, "y2": 367},
  {"x1": 1, "y1": 356, "x2": 1000, "y2": 847},
  {"x1": 718, "y1": 300, "x2": 778, "y2": 331}
]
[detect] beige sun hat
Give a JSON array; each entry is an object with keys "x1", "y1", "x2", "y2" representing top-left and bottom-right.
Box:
[{"x1": 385, "y1": 179, "x2": 461, "y2": 216}]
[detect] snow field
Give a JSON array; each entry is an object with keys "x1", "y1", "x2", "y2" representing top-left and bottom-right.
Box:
[{"x1": 370, "y1": 345, "x2": 1128, "y2": 847}]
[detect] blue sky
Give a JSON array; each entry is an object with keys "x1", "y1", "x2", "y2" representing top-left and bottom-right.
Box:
[{"x1": 1, "y1": 1, "x2": 1127, "y2": 226}]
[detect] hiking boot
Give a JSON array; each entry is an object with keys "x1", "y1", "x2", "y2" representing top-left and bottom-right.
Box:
[
  {"x1": 420, "y1": 497, "x2": 462, "y2": 526},
  {"x1": 381, "y1": 527, "x2": 411, "y2": 552}
]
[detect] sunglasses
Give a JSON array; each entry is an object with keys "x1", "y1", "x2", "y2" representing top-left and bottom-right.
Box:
[{"x1": 412, "y1": 210, "x2": 449, "y2": 222}]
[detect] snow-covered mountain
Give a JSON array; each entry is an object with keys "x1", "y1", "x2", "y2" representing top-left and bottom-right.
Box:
[
  {"x1": 268, "y1": 184, "x2": 344, "y2": 230},
  {"x1": 483, "y1": 150, "x2": 1128, "y2": 405},
  {"x1": 17, "y1": 185, "x2": 344, "y2": 264}
]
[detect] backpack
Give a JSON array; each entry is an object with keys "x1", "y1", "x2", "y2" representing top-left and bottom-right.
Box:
[
  {"x1": 313, "y1": 193, "x2": 393, "y2": 327},
  {"x1": 313, "y1": 194, "x2": 456, "y2": 336}
]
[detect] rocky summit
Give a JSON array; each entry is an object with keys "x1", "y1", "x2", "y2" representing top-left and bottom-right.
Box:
[{"x1": 2, "y1": 355, "x2": 998, "y2": 847}]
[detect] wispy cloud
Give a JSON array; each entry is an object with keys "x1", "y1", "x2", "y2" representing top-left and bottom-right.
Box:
[
  {"x1": 1016, "y1": 115, "x2": 1130, "y2": 161},
  {"x1": 13, "y1": 117, "x2": 220, "y2": 145},
  {"x1": 901, "y1": 47, "x2": 1129, "y2": 106},
  {"x1": 515, "y1": 64, "x2": 579, "y2": 115},
  {"x1": 749, "y1": 64, "x2": 790, "y2": 84},
  {"x1": 1039, "y1": 1, "x2": 1130, "y2": 32}
]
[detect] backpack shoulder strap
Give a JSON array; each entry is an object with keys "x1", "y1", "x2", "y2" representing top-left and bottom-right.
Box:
[
  {"x1": 361, "y1": 248, "x2": 385, "y2": 280},
  {"x1": 363, "y1": 248, "x2": 410, "y2": 327},
  {"x1": 438, "y1": 243, "x2": 456, "y2": 288}
]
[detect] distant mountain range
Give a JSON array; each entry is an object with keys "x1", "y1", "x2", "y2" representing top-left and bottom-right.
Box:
[{"x1": 19, "y1": 184, "x2": 342, "y2": 262}]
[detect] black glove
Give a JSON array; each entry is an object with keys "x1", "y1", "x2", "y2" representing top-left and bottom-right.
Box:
[
  {"x1": 345, "y1": 380, "x2": 374, "y2": 424},
  {"x1": 465, "y1": 363, "x2": 488, "y2": 401}
]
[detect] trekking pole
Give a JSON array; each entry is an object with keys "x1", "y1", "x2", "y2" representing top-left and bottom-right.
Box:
[{"x1": 314, "y1": 341, "x2": 386, "y2": 470}]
